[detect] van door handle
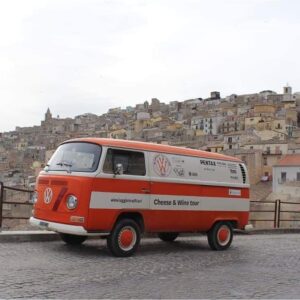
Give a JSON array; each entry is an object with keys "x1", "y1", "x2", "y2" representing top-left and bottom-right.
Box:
[{"x1": 141, "y1": 188, "x2": 150, "y2": 194}]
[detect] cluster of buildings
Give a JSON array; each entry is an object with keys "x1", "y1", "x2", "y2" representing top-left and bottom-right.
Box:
[{"x1": 0, "y1": 85, "x2": 300, "y2": 200}]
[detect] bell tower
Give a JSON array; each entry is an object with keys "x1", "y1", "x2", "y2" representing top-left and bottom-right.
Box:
[
  {"x1": 283, "y1": 84, "x2": 292, "y2": 95},
  {"x1": 45, "y1": 108, "x2": 52, "y2": 121}
]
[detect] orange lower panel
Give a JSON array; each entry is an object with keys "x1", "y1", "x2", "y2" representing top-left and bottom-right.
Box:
[{"x1": 87, "y1": 209, "x2": 249, "y2": 232}]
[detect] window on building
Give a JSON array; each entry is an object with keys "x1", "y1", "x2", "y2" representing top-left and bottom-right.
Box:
[
  {"x1": 241, "y1": 156, "x2": 247, "y2": 164},
  {"x1": 263, "y1": 157, "x2": 267, "y2": 166},
  {"x1": 229, "y1": 145, "x2": 232, "y2": 149},
  {"x1": 103, "y1": 148, "x2": 146, "y2": 176},
  {"x1": 281, "y1": 172, "x2": 287, "y2": 183},
  {"x1": 228, "y1": 137, "x2": 232, "y2": 143},
  {"x1": 297, "y1": 172, "x2": 300, "y2": 181}
]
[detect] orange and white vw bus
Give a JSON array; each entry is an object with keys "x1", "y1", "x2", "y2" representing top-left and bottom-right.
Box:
[{"x1": 30, "y1": 138, "x2": 249, "y2": 256}]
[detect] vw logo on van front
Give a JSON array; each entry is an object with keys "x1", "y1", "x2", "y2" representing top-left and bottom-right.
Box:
[{"x1": 44, "y1": 187, "x2": 53, "y2": 204}]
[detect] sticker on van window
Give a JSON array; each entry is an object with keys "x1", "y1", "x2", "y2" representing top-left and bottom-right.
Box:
[{"x1": 153, "y1": 154, "x2": 172, "y2": 177}]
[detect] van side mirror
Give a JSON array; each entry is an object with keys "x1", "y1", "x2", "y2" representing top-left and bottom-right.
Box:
[{"x1": 114, "y1": 163, "x2": 124, "y2": 176}]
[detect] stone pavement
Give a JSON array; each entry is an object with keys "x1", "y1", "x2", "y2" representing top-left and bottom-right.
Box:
[
  {"x1": 0, "y1": 231, "x2": 59, "y2": 242},
  {"x1": 1, "y1": 233, "x2": 300, "y2": 298}
]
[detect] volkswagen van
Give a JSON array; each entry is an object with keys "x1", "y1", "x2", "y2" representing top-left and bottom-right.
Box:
[{"x1": 30, "y1": 138, "x2": 249, "y2": 256}]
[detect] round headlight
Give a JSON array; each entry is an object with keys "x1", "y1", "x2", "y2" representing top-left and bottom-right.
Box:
[
  {"x1": 66, "y1": 195, "x2": 78, "y2": 210},
  {"x1": 31, "y1": 191, "x2": 38, "y2": 204}
]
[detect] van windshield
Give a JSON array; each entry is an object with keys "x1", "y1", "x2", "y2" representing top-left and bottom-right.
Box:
[{"x1": 46, "y1": 142, "x2": 101, "y2": 173}]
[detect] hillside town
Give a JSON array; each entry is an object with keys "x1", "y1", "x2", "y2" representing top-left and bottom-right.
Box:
[{"x1": 0, "y1": 85, "x2": 300, "y2": 203}]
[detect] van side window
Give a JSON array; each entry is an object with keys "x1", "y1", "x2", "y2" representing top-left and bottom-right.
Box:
[{"x1": 103, "y1": 149, "x2": 146, "y2": 176}]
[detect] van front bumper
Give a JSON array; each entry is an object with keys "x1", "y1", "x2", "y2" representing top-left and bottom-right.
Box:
[{"x1": 29, "y1": 217, "x2": 108, "y2": 236}]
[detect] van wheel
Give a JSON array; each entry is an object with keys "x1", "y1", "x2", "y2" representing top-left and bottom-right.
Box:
[
  {"x1": 207, "y1": 221, "x2": 233, "y2": 251},
  {"x1": 158, "y1": 232, "x2": 179, "y2": 242},
  {"x1": 60, "y1": 233, "x2": 87, "y2": 245},
  {"x1": 107, "y1": 219, "x2": 141, "y2": 257}
]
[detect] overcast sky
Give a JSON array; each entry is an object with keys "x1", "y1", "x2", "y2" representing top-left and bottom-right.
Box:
[{"x1": 0, "y1": 0, "x2": 300, "y2": 132}]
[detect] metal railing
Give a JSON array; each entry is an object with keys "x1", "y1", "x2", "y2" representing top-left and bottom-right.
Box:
[
  {"x1": 1, "y1": 181, "x2": 300, "y2": 230},
  {"x1": 249, "y1": 200, "x2": 279, "y2": 228},
  {"x1": 249, "y1": 199, "x2": 300, "y2": 228},
  {"x1": 277, "y1": 201, "x2": 300, "y2": 228},
  {"x1": 0, "y1": 181, "x2": 34, "y2": 228}
]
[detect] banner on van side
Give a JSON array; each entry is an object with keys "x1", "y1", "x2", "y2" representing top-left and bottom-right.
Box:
[{"x1": 90, "y1": 192, "x2": 249, "y2": 212}]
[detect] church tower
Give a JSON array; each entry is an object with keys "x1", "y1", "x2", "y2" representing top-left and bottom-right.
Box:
[
  {"x1": 45, "y1": 108, "x2": 52, "y2": 121},
  {"x1": 283, "y1": 84, "x2": 292, "y2": 95},
  {"x1": 283, "y1": 84, "x2": 292, "y2": 102}
]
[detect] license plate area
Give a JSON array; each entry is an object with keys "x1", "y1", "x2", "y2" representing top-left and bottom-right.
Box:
[{"x1": 39, "y1": 221, "x2": 49, "y2": 228}]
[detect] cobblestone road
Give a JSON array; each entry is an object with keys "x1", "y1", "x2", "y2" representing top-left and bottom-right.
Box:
[{"x1": 1, "y1": 234, "x2": 300, "y2": 299}]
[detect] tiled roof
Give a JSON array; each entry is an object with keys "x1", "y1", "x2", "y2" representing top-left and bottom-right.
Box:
[{"x1": 275, "y1": 154, "x2": 300, "y2": 166}]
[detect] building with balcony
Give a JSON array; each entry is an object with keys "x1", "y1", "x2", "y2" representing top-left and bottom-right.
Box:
[{"x1": 243, "y1": 141, "x2": 288, "y2": 178}]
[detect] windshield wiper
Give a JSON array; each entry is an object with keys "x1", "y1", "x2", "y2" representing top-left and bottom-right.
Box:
[
  {"x1": 56, "y1": 162, "x2": 73, "y2": 167},
  {"x1": 56, "y1": 161, "x2": 73, "y2": 173}
]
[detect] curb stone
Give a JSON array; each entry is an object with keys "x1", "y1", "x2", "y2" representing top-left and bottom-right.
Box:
[
  {"x1": 0, "y1": 228, "x2": 300, "y2": 243},
  {"x1": 238, "y1": 228, "x2": 300, "y2": 235},
  {"x1": 0, "y1": 231, "x2": 59, "y2": 243}
]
